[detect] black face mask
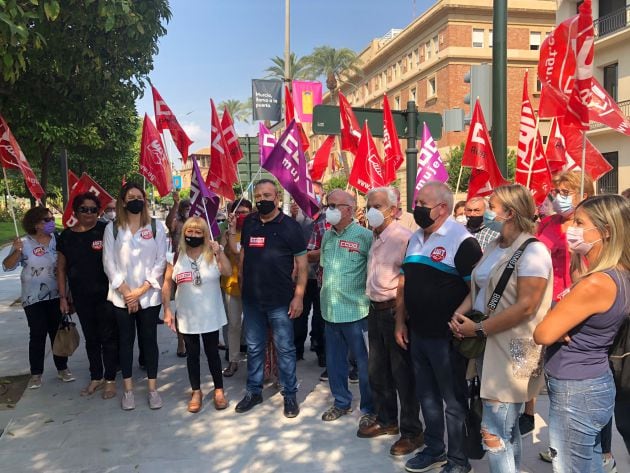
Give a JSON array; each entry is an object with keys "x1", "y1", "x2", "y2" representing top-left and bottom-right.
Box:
[
  {"x1": 467, "y1": 215, "x2": 484, "y2": 229},
  {"x1": 256, "y1": 200, "x2": 276, "y2": 215},
  {"x1": 413, "y1": 205, "x2": 435, "y2": 229},
  {"x1": 184, "y1": 236, "x2": 204, "y2": 248},
  {"x1": 126, "y1": 200, "x2": 144, "y2": 214}
]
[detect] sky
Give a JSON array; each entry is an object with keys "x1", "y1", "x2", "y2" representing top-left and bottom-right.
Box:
[{"x1": 136, "y1": 0, "x2": 431, "y2": 168}]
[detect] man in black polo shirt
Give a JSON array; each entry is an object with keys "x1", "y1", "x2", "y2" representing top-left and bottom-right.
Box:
[
  {"x1": 234, "y1": 179, "x2": 308, "y2": 418},
  {"x1": 394, "y1": 181, "x2": 482, "y2": 473}
]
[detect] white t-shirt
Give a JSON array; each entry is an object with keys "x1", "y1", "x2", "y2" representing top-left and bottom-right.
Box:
[
  {"x1": 172, "y1": 255, "x2": 227, "y2": 334},
  {"x1": 473, "y1": 241, "x2": 551, "y2": 313}
]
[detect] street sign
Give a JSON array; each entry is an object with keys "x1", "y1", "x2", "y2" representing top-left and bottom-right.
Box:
[
  {"x1": 237, "y1": 136, "x2": 273, "y2": 186},
  {"x1": 172, "y1": 175, "x2": 182, "y2": 190},
  {"x1": 312, "y1": 104, "x2": 443, "y2": 140}
]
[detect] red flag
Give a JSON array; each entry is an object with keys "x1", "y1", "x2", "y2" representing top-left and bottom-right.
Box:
[
  {"x1": 139, "y1": 114, "x2": 173, "y2": 197},
  {"x1": 589, "y1": 78, "x2": 630, "y2": 136},
  {"x1": 339, "y1": 91, "x2": 361, "y2": 155},
  {"x1": 62, "y1": 172, "x2": 114, "y2": 227},
  {"x1": 545, "y1": 117, "x2": 613, "y2": 181},
  {"x1": 383, "y1": 94, "x2": 403, "y2": 182},
  {"x1": 514, "y1": 72, "x2": 552, "y2": 205},
  {"x1": 0, "y1": 115, "x2": 46, "y2": 201},
  {"x1": 349, "y1": 121, "x2": 389, "y2": 194},
  {"x1": 310, "y1": 135, "x2": 335, "y2": 181},
  {"x1": 220, "y1": 108, "x2": 244, "y2": 164},
  {"x1": 284, "y1": 85, "x2": 310, "y2": 152},
  {"x1": 151, "y1": 86, "x2": 193, "y2": 164},
  {"x1": 207, "y1": 100, "x2": 237, "y2": 200},
  {"x1": 566, "y1": 0, "x2": 594, "y2": 129},
  {"x1": 462, "y1": 100, "x2": 508, "y2": 199}
]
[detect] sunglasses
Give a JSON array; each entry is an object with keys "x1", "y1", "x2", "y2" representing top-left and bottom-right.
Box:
[
  {"x1": 78, "y1": 206, "x2": 99, "y2": 214},
  {"x1": 42, "y1": 217, "x2": 54, "y2": 223}
]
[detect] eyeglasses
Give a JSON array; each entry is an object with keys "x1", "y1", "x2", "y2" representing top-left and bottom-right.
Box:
[
  {"x1": 78, "y1": 206, "x2": 99, "y2": 214},
  {"x1": 190, "y1": 259, "x2": 202, "y2": 287},
  {"x1": 42, "y1": 217, "x2": 54, "y2": 223},
  {"x1": 326, "y1": 203, "x2": 350, "y2": 210},
  {"x1": 551, "y1": 189, "x2": 575, "y2": 198}
]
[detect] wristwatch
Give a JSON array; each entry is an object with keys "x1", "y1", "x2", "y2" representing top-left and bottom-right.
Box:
[{"x1": 475, "y1": 321, "x2": 487, "y2": 339}]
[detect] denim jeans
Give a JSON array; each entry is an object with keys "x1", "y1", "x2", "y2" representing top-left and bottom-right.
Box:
[
  {"x1": 409, "y1": 334, "x2": 469, "y2": 467},
  {"x1": 481, "y1": 400, "x2": 523, "y2": 473},
  {"x1": 547, "y1": 371, "x2": 615, "y2": 473},
  {"x1": 242, "y1": 302, "x2": 297, "y2": 399},
  {"x1": 325, "y1": 318, "x2": 373, "y2": 413}
]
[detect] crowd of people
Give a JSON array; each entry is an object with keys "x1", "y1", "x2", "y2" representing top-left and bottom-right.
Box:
[{"x1": 2, "y1": 174, "x2": 630, "y2": 473}]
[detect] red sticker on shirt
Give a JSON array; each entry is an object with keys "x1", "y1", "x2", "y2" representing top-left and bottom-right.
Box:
[
  {"x1": 430, "y1": 246, "x2": 447, "y2": 262},
  {"x1": 249, "y1": 237, "x2": 265, "y2": 248},
  {"x1": 176, "y1": 272, "x2": 193, "y2": 284},
  {"x1": 92, "y1": 240, "x2": 103, "y2": 251},
  {"x1": 140, "y1": 229, "x2": 153, "y2": 240},
  {"x1": 339, "y1": 240, "x2": 360, "y2": 252},
  {"x1": 33, "y1": 246, "x2": 45, "y2": 257}
]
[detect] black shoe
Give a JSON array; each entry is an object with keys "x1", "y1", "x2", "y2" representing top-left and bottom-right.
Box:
[
  {"x1": 240, "y1": 344, "x2": 247, "y2": 354},
  {"x1": 519, "y1": 413, "x2": 535, "y2": 437},
  {"x1": 349, "y1": 366, "x2": 359, "y2": 384},
  {"x1": 284, "y1": 397, "x2": 300, "y2": 418},
  {"x1": 296, "y1": 352, "x2": 304, "y2": 361},
  {"x1": 317, "y1": 353, "x2": 326, "y2": 368},
  {"x1": 225, "y1": 349, "x2": 229, "y2": 362},
  {"x1": 156, "y1": 318, "x2": 164, "y2": 325},
  {"x1": 235, "y1": 392, "x2": 263, "y2": 413},
  {"x1": 319, "y1": 369, "x2": 328, "y2": 381}
]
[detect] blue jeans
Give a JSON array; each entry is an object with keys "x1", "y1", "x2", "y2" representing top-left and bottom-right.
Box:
[
  {"x1": 481, "y1": 400, "x2": 523, "y2": 473},
  {"x1": 409, "y1": 335, "x2": 469, "y2": 467},
  {"x1": 242, "y1": 302, "x2": 297, "y2": 399},
  {"x1": 325, "y1": 319, "x2": 373, "y2": 413},
  {"x1": 547, "y1": 371, "x2": 615, "y2": 473}
]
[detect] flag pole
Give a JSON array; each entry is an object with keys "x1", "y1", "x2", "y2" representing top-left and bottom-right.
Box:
[
  {"x1": 3, "y1": 168, "x2": 19, "y2": 237},
  {"x1": 526, "y1": 115, "x2": 541, "y2": 189},
  {"x1": 232, "y1": 166, "x2": 264, "y2": 215},
  {"x1": 454, "y1": 166, "x2": 464, "y2": 197},
  {"x1": 580, "y1": 131, "x2": 586, "y2": 197},
  {"x1": 201, "y1": 197, "x2": 215, "y2": 242}
]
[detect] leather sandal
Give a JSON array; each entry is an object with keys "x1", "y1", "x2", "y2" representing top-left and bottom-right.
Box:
[
  {"x1": 102, "y1": 380, "x2": 117, "y2": 400},
  {"x1": 80, "y1": 379, "x2": 104, "y2": 396},
  {"x1": 223, "y1": 362, "x2": 238, "y2": 377},
  {"x1": 188, "y1": 390, "x2": 203, "y2": 413},
  {"x1": 213, "y1": 389, "x2": 228, "y2": 410}
]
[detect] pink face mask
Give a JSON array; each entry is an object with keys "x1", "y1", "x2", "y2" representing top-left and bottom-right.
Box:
[{"x1": 566, "y1": 226, "x2": 601, "y2": 256}]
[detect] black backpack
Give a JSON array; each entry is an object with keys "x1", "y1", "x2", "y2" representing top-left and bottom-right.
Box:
[{"x1": 610, "y1": 315, "x2": 630, "y2": 398}]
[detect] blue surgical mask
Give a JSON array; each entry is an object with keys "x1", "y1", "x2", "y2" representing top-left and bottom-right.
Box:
[
  {"x1": 483, "y1": 209, "x2": 503, "y2": 232},
  {"x1": 552, "y1": 194, "x2": 574, "y2": 216}
]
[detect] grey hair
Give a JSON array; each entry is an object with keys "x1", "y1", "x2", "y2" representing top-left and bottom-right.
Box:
[
  {"x1": 466, "y1": 196, "x2": 486, "y2": 209},
  {"x1": 367, "y1": 187, "x2": 397, "y2": 207},
  {"x1": 328, "y1": 189, "x2": 356, "y2": 208},
  {"x1": 423, "y1": 181, "x2": 454, "y2": 213}
]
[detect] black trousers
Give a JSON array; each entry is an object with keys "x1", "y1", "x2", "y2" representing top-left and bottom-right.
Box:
[
  {"x1": 74, "y1": 297, "x2": 118, "y2": 381},
  {"x1": 368, "y1": 305, "x2": 423, "y2": 437},
  {"x1": 182, "y1": 331, "x2": 223, "y2": 391},
  {"x1": 615, "y1": 396, "x2": 630, "y2": 455},
  {"x1": 293, "y1": 278, "x2": 324, "y2": 357},
  {"x1": 114, "y1": 305, "x2": 160, "y2": 379},
  {"x1": 24, "y1": 299, "x2": 67, "y2": 375}
]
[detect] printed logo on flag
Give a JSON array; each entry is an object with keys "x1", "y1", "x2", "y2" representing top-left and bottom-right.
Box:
[
  {"x1": 91, "y1": 240, "x2": 103, "y2": 251},
  {"x1": 249, "y1": 237, "x2": 265, "y2": 248},
  {"x1": 430, "y1": 247, "x2": 447, "y2": 262},
  {"x1": 339, "y1": 240, "x2": 360, "y2": 253},
  {"x1": 140, "y1": 229, "x2": 153, "y2": 240},
  {"x1": 33, "y1": 247, "x2": 45, "y2": 257},
  {"x1": 176, "y1": 272, "x2": 193, "y2": 284}
]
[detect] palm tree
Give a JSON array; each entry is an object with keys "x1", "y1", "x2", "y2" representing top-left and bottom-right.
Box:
[
  {"x1": 302, "y1": 46, "x2": 362, "y2": 100},
  {"x1": 265, "y1": 53, "x2": 312, "y2": 81},
  {"x1": 218, "y1": 98, "x2": 251, "y2": 123}
]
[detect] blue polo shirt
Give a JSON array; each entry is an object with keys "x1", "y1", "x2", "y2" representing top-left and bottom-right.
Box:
[{"x1": 241, "y1": 211, "x2": 307, "y2": 309}]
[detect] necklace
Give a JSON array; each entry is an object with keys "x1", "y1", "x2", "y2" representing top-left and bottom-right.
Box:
[{"x1": 188, "y1": 255, "x2": 202, "y2": 286}]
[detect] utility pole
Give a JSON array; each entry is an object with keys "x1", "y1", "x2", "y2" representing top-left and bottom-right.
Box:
[
  {"x1": 405, "y1": 101, "x2": 419, "y2": 212},
  {"x1": 492, "y1": 0, "x2": 508, "y2": 176},
  {"x1": 282, "y1": 0, "x2": 291, "y2": 215}
]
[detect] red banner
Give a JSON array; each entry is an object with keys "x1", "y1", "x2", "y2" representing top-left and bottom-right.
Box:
[
  {"x1": 207, "y1": 100, "x2": 236, "y2": 200},
  {"x1": 139, "y1": 114, "x2": 173, "y2": 197},
  {"x1": 284, "y1": 85, "x2": 310, "y2": 151},
  {"x1": 349, "y1": 121, "x2": 389, "y2": 194},
  {"x1": 339, "y1": 91, "x2": 361, "y2": 155},
  {"x1": 151, "y1": 86, "x2": 193, "y2": 164},
  {"x1": 310, "y1": 135, "x2": 335, "y2": 181},
  {"x1": 383, "y1": 94, "x2": 403, "y2": 182},
  {"x1": 62, "y1": 172, "x2": 114, "y2": 227},
  {"x1": 589, "y1": 78, "x2": 630, "y2": 136},
  {"x1": 220, "y1": 108, "x2": 244, "y2": 164}
]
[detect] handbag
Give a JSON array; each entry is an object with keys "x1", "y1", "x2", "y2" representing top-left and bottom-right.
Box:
[
  {"x1": 464, "y1": 376, "x2": 485, "y2": 460},
  {"x1": 53, "y1": 313, "x2": 81, "y2": 357},
  {"x1": 453, "y1": 238, "x2": 538, "y2": 359}
]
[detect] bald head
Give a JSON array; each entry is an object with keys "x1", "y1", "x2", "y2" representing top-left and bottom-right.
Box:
[{"x1": 328, "y1": 189, "x2": 355, "y2": 208}]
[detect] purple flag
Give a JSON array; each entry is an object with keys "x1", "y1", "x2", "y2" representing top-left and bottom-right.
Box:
[
  {"x1": 189, "y1": 156, "x2": 220, "y2": 236},
  {"x1": 413, "y1": 123, "x2": 449, "y2": 204},
  {"x1": 262, "y1": 120, "x2": 320, "y2": 218},
  {"x1": 258, "y1": 123, "x2": 276, "y2": 166}
]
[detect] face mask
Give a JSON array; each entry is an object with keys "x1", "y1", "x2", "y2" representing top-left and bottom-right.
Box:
[
  {"x1": 315, "y1": 194, "x2": 322, "y2": 204},
  {"x1": 566, "y1": 226, "x2": 601, "y2": 256},
  {"x1": 236, "y1": 213, "x2": 247, "y2": 230},
  {"x1": 184, "y1": 235, "x2": 204, "y2": 248},
  {"x1": 325, "y1": 207, "x2": 342, "y2": 225},
  {"x1": 256, "y1": 200, "x2": 276, "y2": 215},
  {"x1": 366, "y1": 207, "x2": 386, "y2": 228},
  {"x1": 43, "y1": 221, "x2": 56, "y2": 235},
  {"x1": 455, "y1": 215, "x2": 467, "y2": 224},
  {"x1": 483, "y1": 209, "x2": 504, "y2": 232},
  {"x1": 552, "y1": 194, "x2": 574, "y2": 216},
  {"x1": 103, "y1": 210, "x2": 116, "y2": 222},
  {"x1": 413, "y1": 206, "x2": 435, "y2": 229},
  {"x1": 126, "y1": 199, "x2": 144, "y2": 214},
  {"x1": 467, "y1": 215, "x2": 484, "y2": 229}
]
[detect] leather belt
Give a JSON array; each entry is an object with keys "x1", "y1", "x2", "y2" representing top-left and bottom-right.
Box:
[{"x1": 370, "y1": 299, "x2": 396, "y2": 311}]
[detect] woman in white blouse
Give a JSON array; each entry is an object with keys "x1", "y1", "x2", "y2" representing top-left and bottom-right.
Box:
[
  {"x1": 163, "y1": 216, "x2": 231, "y2": 412},
  {"x1": 103, "y1": 183, "x2": 167, "y2": 411}
]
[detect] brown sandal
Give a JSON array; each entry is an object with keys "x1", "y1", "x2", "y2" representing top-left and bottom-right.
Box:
[
  {"x1": 102, "y1": 380, "x2": 117, "y2": 400},
  {"x1": 80, "y1": 379, "x2": 104, "y2": 396},
  {"x1": 213, "y1": 389, "x2": 228, "y2": 410},
  {"x1": 188, "y1": 390, "x2": 203, "y2": 413}
]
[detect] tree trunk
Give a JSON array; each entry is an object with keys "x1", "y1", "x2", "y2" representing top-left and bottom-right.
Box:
[{"x1": 38, "y1": 142, "x2": 54, "y2": 206}]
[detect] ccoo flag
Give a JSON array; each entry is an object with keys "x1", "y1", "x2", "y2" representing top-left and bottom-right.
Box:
[
  {"x1": 151, "y1": 86, "x2": 194, "y2": 163},
  {"x1": 189, "y1": 156, "x2": 220, "y2": 237},
  {"x1": 63, "y1": 172, "x2": 114, "y2": 227},
  {"x1": 413, "y1": 123, "x2": 449, "y2": 204}
]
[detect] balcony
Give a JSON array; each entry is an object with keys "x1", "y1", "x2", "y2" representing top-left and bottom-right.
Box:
[
  {"x1": 594, "y1": 5, "x2": 630, "y2": 38},
  {"x1": 590, "y1": 99, "x2": 630, "y2": 130}
]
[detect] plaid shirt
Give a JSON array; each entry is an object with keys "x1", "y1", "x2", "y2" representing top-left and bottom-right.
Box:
[
  {"x1": 469, "y1": 225, "x2": 500, "y2": 252},
  {"x1": 307, "y1": 213, "x2": 329, "y2": 286}
]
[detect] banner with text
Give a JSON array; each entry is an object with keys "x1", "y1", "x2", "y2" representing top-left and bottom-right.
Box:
[{"x1": 252, "y1": 79, "x2": 282, "y2": 122}]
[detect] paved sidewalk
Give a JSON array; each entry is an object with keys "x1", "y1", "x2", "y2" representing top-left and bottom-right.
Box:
[{"x1": 0, "y1": 246, "x2": 628, "y2": 473}]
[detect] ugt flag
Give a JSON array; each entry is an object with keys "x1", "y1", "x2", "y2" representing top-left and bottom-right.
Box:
[
  {"x1": 413, "y1": 123, "x2": 449, "y2": 204},
  {"x1": 189, "y1": 156, "x2": 220, "y2": 237},
  {"x1": 63, "y1": 172, "x2": 114, "y2": 227},
  {"x1": 262, "y1": 119, "x2": 319, "y2": 218},
  {"x1": 139, "y1": 114, "x2": 173, "y2": 197},
  {"x1": 152, "y1": 86, "x2": 193, "y2": 163}
]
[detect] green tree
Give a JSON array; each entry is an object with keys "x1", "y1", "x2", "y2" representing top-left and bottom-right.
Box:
[
  {"x1": 218, "y1": 98, "x2": 251, "y2": 124},
  {"x1": 302, "y1": 46, "x2": 362, "y2": 100},
  {"x1": 265, "y1": 53, "x2": 312, "y2": 81},
  {"x1": 446, "y1": 143, "x2": 516, "y2": 193}
]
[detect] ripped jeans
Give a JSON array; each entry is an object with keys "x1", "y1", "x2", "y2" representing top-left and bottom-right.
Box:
[{"x1": 481, "y1": 400, "x2": 523, "y2": 473}]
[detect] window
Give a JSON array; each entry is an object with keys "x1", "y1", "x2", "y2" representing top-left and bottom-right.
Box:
[
  {"x1": 426, "y1": 41, "x2": 432, "y2": 59},
  {"x1": 473, "y1": 29, "x2": 484, "y2": 48},
  {"x1": 397, "y1": 60, "x2": 402, "y2": 77},
  {"x1": 536, "y1": 78, "x2": 542, "y2": 92},
  {"x1": 599, "y1": 152, "x2": 618, "y2": 194},
  {"x1": 489, "y1": 29, "x2": 493, "y2": 48},
  {"x1": 395, "y1": 96, "x2": 401, "y2": 108},
  {"x1": 603, "y1": 63, "x2": 618, "y2": 101},
  {"x1": 427, "y1": 76, "x2": 437, "y2": 98},
  {"x1": 530, "y1": 32, "x2": 541, "y2": 50},
  {"x1": 410, "y1": 87, "x2": 417, "y2": 101},
  {"x1": 433, "y1": 35, "x2": 439, "y2": 54},
  {"x1": 413, "y1": 48, "x2": 419, "y2": 65}
]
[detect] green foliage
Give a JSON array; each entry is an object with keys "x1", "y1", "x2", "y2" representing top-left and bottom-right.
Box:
[
  {"x1": 218, "y1": 98, "x2": 251, "y2": 124},
  {"x1": 446, "y1": 143, "x2": 517, "y2": 194},
  {"x1": 323, "y1": 173, "x2": 348, "y2": 193},
  {"x1": 265, "y1": 53, "x2": 313, "y2": 81},
  {"x1": 302, "y1": 46, "x2": 362, "y2": 96}
]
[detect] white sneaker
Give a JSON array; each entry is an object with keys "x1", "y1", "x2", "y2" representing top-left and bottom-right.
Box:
[
  {"x1": 121, "y1": 390, "x2": 135, "y2": 410},
  {"x1": 604, "y1": 456, "x2": 617, "y2": 473},
  {"x1": 27, "y1": 375, "x2": 42, "y2": 389},
  {"x1": 57, "y1": 370, "x2": 76, "y2": 383},
  {"x1": 148, "y1": 390, "x2": 163, "y2": 410}
]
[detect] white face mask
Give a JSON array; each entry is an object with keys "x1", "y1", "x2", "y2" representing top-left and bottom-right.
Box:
[
  {"x1": 366, "y1": 207, "x2": 385, "y2": 228},
  {"x1": 325, "y1": 207, "x2": 342, "y2": 226},
  {"x1": 566, "y1": 226, "x2": 601, "y2": 256},
  {"x1": 455, "y1": 215, "x2": 467, "y2": 224},
  {"x1": 104, "y1": 210, "x2": 116, "y2": 221}
]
